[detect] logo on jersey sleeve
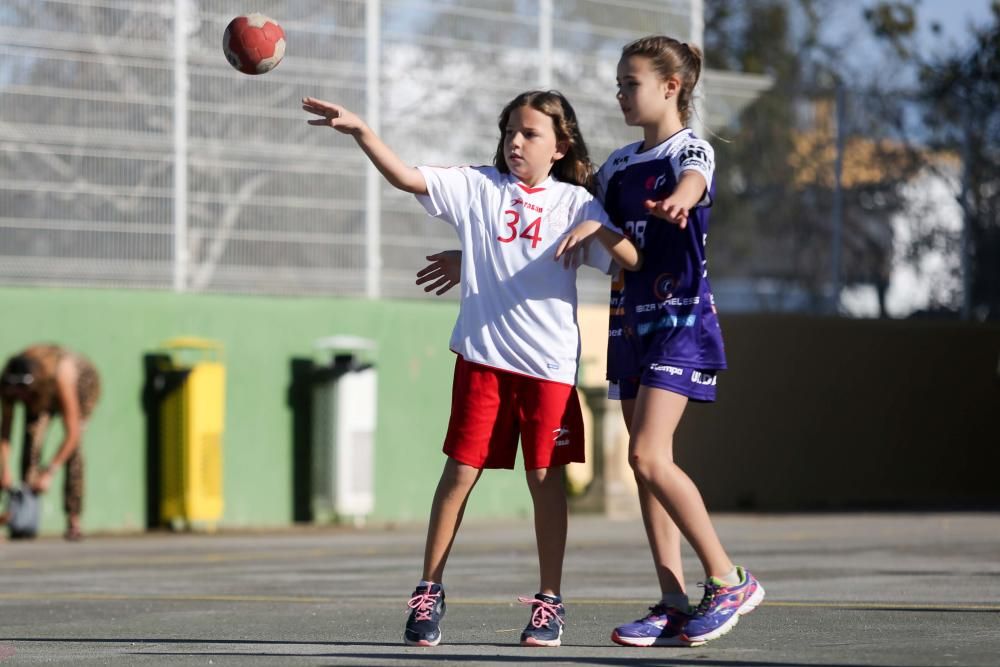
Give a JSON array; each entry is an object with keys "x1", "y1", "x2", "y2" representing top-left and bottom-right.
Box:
[{"x1": 679, "y1": 144, "x2": 713, "y2": 172}]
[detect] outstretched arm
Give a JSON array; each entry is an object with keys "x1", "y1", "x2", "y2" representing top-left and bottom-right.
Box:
[
  {"x1": 644, "y1": 170, "x2": 707, "y2": 230},
  {"x1": 303, "y1": 97, "x2": 427, "y2": 195}
]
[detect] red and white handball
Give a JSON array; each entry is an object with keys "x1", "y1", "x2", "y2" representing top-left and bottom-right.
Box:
[{"x1": 222, "y1": 13, "x2": 286, "y2": 75}]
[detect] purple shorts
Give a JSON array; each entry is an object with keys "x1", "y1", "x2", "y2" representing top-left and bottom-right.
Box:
[{"x1": 608, "y1": 363, "x2": 718, "y2": 403}]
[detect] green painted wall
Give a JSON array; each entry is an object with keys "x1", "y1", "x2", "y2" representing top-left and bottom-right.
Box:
[{"x1": 0, "y1": 286, "x2": 535, "y2": 534}]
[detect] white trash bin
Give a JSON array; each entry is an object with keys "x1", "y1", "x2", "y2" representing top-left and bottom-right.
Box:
[{"x1": 310, "y1": 336, "x2": 377, "y2": 525}]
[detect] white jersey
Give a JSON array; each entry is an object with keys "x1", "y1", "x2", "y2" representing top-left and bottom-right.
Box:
[{"x1": 416, "y1": 165, "x2": 616, "y2": 385}]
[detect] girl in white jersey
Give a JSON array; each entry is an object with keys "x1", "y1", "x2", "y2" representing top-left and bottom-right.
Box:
[
  {"x1": 304, "y1": 90, "x2": 640, "y2": 648},
  {"x1": 600, "y1": 36, "x2": 764, "y2": 648}
]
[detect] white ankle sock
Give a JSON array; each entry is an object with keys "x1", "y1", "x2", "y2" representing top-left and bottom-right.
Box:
[{"x1": 714, "y1": 567, "x2": 741, "y2": 586}]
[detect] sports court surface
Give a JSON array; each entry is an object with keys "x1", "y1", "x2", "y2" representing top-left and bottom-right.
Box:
[{"x1": 0, "y1": 513, "x2": 997, "y2": 665}]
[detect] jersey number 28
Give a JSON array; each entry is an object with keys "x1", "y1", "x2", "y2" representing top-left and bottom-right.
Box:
[{"x1": 624, "y1": 219, "x2": 647, "y2": 248}]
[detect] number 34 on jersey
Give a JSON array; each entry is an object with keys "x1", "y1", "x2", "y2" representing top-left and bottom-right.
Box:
[{"x1": 497, "y1": 209, "x2": 544, "y2": 249}]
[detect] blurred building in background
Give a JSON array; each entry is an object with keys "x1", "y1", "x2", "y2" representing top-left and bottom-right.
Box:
[{"x1": 715, "y1": 98, "x2": 963, "y2": 318}]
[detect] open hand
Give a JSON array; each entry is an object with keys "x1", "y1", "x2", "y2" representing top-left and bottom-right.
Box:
[
  {"x1": 644, "y1": 198, "x2": 689, "y2": 229},
  {"x1": 554, "y1": 220, "x2": 601, "y2": 269},
  {"x1": 416, "y1": 251, "x2": 461, "y2": 295},
  {"x1": 302, "y1": 97, "x2": 368, "y2": 136}
]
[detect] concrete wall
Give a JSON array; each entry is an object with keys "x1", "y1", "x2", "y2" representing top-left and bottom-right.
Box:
[
  {"x1": 681, "y1": 315, "x2": 1000, "y2": 510},
  {"x1": 2, "y1": 286, "x2": 996, "y2": 536},
  {"x1": 0, "y1": 286, "x2": 536, "y2": 535}
]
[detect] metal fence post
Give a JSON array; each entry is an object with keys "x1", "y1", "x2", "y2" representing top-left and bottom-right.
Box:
[
  {"x1": 539, "y1": 0, "x2": 552, "y2": 89},
  {"x1": 689, "y1": 0, "x2": 704, "y2": 138},
  {"x1": 365, "y1": 0, "x2": 382, "y2": 299},
  {"x1": 173, "y1": 0, "x2": 190, "y2": 292}
]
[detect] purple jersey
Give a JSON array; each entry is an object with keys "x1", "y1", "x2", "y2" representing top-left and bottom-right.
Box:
[{"x1": 596, "y1": 129, "x2": 726, "y2": 381}]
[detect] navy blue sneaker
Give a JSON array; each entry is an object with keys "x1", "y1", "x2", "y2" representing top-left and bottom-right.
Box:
[
  {"x1": 404, "y1": 583, "x2": 445, "y2": 646},
  {"x1": 519, "y1": 593, "x2": 566, "y2": 647},
  {"x1": 611, "y1": 602, "x2": 692, "y2": 647}
]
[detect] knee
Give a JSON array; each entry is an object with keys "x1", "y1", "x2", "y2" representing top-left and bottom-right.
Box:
[
  {"x1": 441, "y1": 459, "x2": 480, "y2": 490},
  {"x1": 628, "y1": 452, "x2": 650, "y2": 483},
  {"x1": 524, "y1": 467, "x2": 560, "y2": 493},
  {"x1": 628, "y1": 447, "x2": 668, "y2": 484}
]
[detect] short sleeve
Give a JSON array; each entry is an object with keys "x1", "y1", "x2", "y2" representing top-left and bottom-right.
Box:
[
  {"x1": 586, "y1": 197, "x2": 613, "y2": 229},
  {"x1": 582, "y1": 236, "x2": 615, "y2": 275},
  {"x1": 573, "y1": 193, "x2": 617, "y2": 274},
  {"x1": 415, "y1": 166, "x2": 483, "y2": 227},
  {"x1": 677, "y1": 137, "x2": 715, "y2": 207},
  {"x1": 595, "y1": 160, "x2": 612, "y2": 205}
]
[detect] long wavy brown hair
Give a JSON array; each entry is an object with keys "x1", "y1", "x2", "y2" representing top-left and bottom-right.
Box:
[{"x1": 492, "y1": 90, "x2": 595, "y2": 191}]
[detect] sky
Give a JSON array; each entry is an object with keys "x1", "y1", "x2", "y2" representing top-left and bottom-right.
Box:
[
  {"x1": 802, "y1": 0, "x2": 996, "y2": 96},
  {"x1": 830, "y1": 0, "x2": 996, "y2": 63},
  {"x1": 915, "y1": 0, "x2": 996, "y2": 45}
]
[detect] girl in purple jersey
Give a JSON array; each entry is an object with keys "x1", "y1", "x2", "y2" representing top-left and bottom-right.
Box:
[{"x1": 600, "y1": 35, "x2": 764, "y2": 648}]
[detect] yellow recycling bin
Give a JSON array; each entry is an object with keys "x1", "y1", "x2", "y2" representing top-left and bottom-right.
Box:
[{"x1": 157, "y1": 337, "x2": 225, "y2": 530}]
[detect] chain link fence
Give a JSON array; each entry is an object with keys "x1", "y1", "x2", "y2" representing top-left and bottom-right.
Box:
[{"x1": 1, "y1": 0, "x2": 763, "y2": 302}]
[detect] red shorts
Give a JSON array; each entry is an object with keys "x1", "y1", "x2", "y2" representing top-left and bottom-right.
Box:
[{"x1": 443, "y1": 356, "x2": 585, "y2": 470}]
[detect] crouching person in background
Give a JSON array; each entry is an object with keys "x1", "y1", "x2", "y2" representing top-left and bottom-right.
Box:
[{"x1": 1, "y1": 344, "x2": 101, "y2": 541}]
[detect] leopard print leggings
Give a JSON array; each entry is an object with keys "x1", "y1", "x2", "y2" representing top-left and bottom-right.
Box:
[{"x1": 20, "y1": 413, "x2": 85, "y2": 516}]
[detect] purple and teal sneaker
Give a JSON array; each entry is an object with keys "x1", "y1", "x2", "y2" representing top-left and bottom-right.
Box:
[
  {"x1": 404, "y1": 583, "x2": 445, "y2": 646},
  {"x1": 682, "y1": 567, "x2": 764, "y2": 645},
  {"x1": 519, "y1": 593, "x2": 566, "y2": 647},
  {"x1": 611, "y1": 602, "x2": 692, "y2": 647}
]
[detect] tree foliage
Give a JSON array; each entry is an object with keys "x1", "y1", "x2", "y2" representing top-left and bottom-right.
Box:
[
  {"x1": 917, "y1": 4, "x2": 1000, "y2": 319},
  {"x1": 866, "y1": 1, "x2": 1000, "y2": 319},
  {"x1": 705, "y1": 0, "x2": 924, "y2": 315}
]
